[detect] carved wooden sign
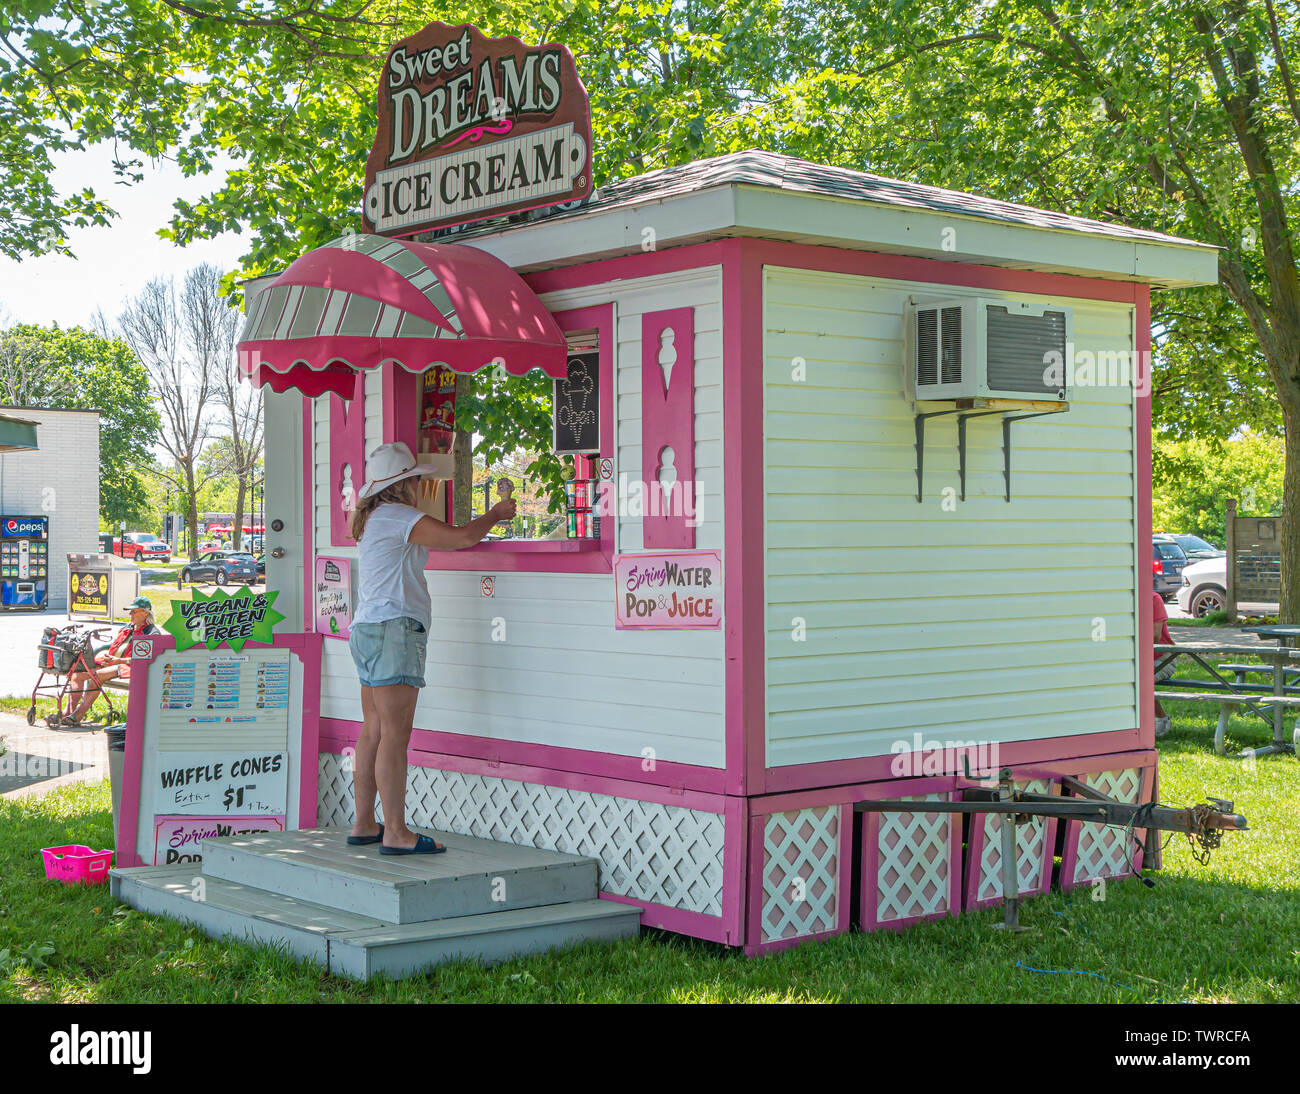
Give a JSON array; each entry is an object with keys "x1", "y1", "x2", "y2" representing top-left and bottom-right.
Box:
[{"x1": 363, "y1": 22, "x2": 592, "y2": 236}]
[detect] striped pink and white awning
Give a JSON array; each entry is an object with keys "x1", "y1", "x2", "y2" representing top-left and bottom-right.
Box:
[{"x1": 236, "y1": 233, "x2": 568, "y2": 399}]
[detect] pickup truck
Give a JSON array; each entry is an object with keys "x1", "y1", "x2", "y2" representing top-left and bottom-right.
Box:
[{"x1": 99, "y1": 532, "x2": 171, "y2": 564}]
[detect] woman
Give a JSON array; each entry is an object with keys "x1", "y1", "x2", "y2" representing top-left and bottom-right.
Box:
[
  {"x1": 63, "y1": 596, "x2": 162, "y2": 725},
  {"x1": 347, "y1": 441, "x2": 515, "y2": 854}
]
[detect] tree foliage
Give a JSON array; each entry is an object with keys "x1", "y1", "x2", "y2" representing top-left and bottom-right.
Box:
[
  {"x1": 6, "y1": 2, "x2": 1299, "y2": 586},
  {"x1": 0, "y1": 322, "x2": 159, "y2": 523},
  {"x1": 1153, "y1": 431, "x2": 1284, "y2": 544}
]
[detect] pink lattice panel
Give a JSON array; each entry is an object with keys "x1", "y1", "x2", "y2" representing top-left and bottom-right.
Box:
[
  {"x1": 1060, "y1": 765, "x2": 1151, "y2": 891},
  {"x1": 758, "y1": 806, "x2": 843, "y2": 947},
  {"x1": 963, "y1": 777, "x2": 1058, "y2": 910},
  {"x1": 860, "y1": 786, "x2": 961, "y2": 932}
]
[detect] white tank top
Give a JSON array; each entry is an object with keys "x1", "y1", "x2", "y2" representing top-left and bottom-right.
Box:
[{"x1": 349, "y1": 503, "x2": 431, "y2": 630}]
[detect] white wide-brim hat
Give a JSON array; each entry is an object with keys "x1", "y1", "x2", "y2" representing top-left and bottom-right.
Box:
[{"x1": 359, "y1": 442, "x2": 440, "y2": 500}]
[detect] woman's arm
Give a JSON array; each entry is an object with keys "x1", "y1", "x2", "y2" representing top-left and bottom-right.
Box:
[{"x1": 408, "y1": 500, "x2": 516, "y2": 550}]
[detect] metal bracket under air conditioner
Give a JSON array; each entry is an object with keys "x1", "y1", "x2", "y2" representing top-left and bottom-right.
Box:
[{"x1": 913, "y1": 398, "x2": 1069, "y2": 503}]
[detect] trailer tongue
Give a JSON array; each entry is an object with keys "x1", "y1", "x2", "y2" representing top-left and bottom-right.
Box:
[{"x1": 855, "y1": 767, "x2": 1248, "y2": 931}]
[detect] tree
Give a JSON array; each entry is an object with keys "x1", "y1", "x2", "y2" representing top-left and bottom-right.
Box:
[
  {"x1": 748, "y1": 1, "x2": 1298, "y2": 612},
  {"x1": 117, "y1": 264, "x2": 238, "y2": 557},
  {"x1": 1154, "y1": 431, "x2": 1284, "y2": 544},
  {"x1": 0, "y1": 321, "x2": 160, "y2": 524},
  {"x1": 0, "y1": 1, "x2": 791, "y2": 512},
  {"x1": 216, "y1": 344, "x2": 263, "y2": 552}
]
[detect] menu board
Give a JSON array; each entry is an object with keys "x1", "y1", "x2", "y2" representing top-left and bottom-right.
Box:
[
  {"x1": 118, "y1": 636, "x2": 322, "y2": 868},
  {"x1": 158, "y1": 652, "x2": 291, "y2": 733},
  {"x1": 553, "y1": 351, "x2": 600, "y2": 454}
]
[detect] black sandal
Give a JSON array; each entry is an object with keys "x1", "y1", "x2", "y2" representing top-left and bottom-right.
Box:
[
  {"x1": 379, "y1": 833, "x2": 446, "y2": 856},
  {"x1": 346, "y1": 824, "x2": 385, "y2": 846}
]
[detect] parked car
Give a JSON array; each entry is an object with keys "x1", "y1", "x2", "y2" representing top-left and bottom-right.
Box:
[
  {"x1": 1164, "y1": 533, "x2": 1225, "y2": 561},
  {"x1": 1177, "y1": 557, "x2": 1228, "y2": 618},
  {"x1": 1153, "y1": 538, "x2": 1188, "y2": 600},
  {"x1": 99, "y1": 531, "x2": 170, "y2": 563},
  {"x1": 197, "y1": 538, "x2": 224, "y2": 554},
  {"x1": 178, "y1": 550, "x2": 261, "y2": 587},
  {"x1": 254, "y1": 554, "x2": 266, "y2": 580}
]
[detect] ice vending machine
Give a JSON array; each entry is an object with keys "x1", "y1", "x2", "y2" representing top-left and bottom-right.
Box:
[{"x1": 0, "y1": 515, "x2": 49, "y2": 610}]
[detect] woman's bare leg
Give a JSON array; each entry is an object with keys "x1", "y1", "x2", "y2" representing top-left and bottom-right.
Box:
[
  {"x1": 349, "y1": 685, "x2": 382, "y2": 838},
  {"x1": 372, "y1": 683, "x2": 420, "y2": 849}
]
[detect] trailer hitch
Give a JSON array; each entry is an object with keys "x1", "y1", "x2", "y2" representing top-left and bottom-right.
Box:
[{"x1": 856, "y1": 776, "x2": 1249, "y2": 930}]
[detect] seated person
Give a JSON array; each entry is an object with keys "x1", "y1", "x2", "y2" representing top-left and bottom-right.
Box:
[
  {"x1": 1153, "y1": 579, "x2": 1174, "y2": 737},
  {"x1": 62, "y1": 597, "x2": 162, "y2": 726}
]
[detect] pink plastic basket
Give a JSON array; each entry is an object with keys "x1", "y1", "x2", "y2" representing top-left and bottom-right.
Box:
[{"x1": 41, "y1": 845, "x2": 114, "y2": 885}]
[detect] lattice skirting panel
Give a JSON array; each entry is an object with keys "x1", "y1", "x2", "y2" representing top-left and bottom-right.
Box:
[
  {"x1": 747, "y1": 803, "x2": 850, "y2": 954},
  {"x1": 1058, "y1": 763, "x2": 1152, "y2": 891},
  {"x1": 860, "y1": 782, "x2": 961, "y2": 932},
  {"x1": 963, "y1": 778, "x2": 1059, "y2": 911},
  {"x1": 318, "y1": 752, "x2": 726, "y2": 918}
]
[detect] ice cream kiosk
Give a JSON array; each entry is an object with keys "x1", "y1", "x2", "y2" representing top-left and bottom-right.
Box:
[{"x1": 110, "y1": 20, "x2": 1226, "y2": 973}]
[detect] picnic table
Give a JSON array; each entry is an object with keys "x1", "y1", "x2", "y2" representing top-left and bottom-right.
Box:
[{"x1": 1154, "y1": 641, "x2": 1300, "y2": 758}]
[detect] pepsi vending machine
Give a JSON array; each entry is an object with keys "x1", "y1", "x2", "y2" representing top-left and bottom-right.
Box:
[{"x1": 0, "y1": 515, "x2": 49, "y2": 610}]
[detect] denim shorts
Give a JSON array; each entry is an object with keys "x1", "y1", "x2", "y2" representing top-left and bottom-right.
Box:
[{"x1": 349, "y1": 617, "x2": 428, "y2": 688}]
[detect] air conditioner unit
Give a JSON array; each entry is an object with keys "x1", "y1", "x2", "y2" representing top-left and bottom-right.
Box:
[{"x1": 904, "y1": 298, "x2": 1073, "y2": 404}]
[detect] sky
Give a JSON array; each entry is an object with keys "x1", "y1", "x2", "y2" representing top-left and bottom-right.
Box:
[{"x1": 0, "y1": 144, "x2": 248, "y2": 331}]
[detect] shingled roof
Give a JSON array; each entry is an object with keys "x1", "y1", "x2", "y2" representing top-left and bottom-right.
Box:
[{"x1": 448, "y1": 148, "x2": 1212, "y2": 251}]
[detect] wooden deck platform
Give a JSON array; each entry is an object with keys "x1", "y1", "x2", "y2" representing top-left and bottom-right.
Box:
[{"x1": 110, "y1": 827, "x2": 641, "y2": 980}]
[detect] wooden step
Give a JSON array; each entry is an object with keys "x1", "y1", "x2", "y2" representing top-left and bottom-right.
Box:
[
  {"x1": 327, "y1": 900, "x2": 642, "y2": 981},
  {"x1": 198, "y1": 827, "x2": 599, "y2": 924},
  {"x1": 110, "y1": 865, "x2": 642, "y2": 981}
]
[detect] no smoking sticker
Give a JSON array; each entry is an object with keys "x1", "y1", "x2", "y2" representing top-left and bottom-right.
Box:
[
  {"x1": 599, "y1": 458, "x2": 614, "y2": 480},
  {"x1": 481, "y1": 576, "x2": 495, "y2": 597},
  {"x1": 132, "y1": 640, "x2": 154, "y2": 660}
]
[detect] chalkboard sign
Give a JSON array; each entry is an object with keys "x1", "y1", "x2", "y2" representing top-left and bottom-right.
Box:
[{"x1": 553, "y1": 351, "x2": 600, "y2": 454}]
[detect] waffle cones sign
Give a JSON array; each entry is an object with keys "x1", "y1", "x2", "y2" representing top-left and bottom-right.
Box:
[{"x1": 364, "y1": 22, "x2": 592, "y2": 235}]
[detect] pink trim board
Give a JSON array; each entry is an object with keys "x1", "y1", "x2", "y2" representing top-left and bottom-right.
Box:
[
  {"x1": 302, "y1": 402, "x2": 315, "y2": 632},
  {"x1": 722, "y1": 239, "x2": 767, "y2": 797},
  {"x1": 328, "y1": 371, "x2": 366, "y2": 548},
  {"x1": 640, "y1": 306, "x2": 696, "y2": 550},
  {"x1": 1136, "y1": 286, "x2": 1155, "y2": 751}
]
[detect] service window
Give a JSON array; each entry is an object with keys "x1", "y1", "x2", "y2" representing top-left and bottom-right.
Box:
[{"x1": 398, "y1": 305, "x2": 614, "y2": 568}]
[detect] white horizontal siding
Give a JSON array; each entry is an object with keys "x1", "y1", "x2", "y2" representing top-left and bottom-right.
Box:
[
  {"x1": 314, "y1": 265, "x2": 728, "y2": 768},
  {"x1": 320, "y1": 570, "x2": 725, "y2": 766},
  {"x1": 763, "y1": 265, "x2": 1139, "y2": 768}
]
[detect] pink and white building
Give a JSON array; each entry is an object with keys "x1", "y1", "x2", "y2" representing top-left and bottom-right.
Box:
[{"x1": 243, "y1": 150, "x2": 1217, "y2": 953}]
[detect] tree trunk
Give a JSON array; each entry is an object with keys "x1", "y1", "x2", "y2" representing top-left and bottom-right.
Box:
[
  {"x1": 232, "y1": 480, "x2": 246, "y2": 553},
  {"x1": 1282, "y1": 411, "x2": 1300, "y2": 625},
  {"x1": 185, "y1": 469, "x2": 200, "y2": 561},
  {"x1": 452, "y1": 373, "x2": 473, "y2": 525}
]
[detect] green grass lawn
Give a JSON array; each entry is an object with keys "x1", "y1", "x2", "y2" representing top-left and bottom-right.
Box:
[{"x1": 1, "y1": 694, "x2": 1297, "y2": 1003}]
